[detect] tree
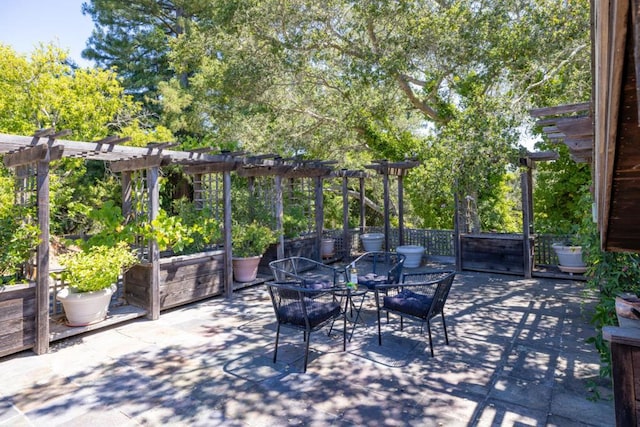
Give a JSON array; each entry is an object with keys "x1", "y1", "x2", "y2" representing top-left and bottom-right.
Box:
[
  {"x1": 81, "y1": 0, "x2": 592, "y2": 229},
  {"x1": 0, "y1": 44, "x2": 174, "y2": 235}
]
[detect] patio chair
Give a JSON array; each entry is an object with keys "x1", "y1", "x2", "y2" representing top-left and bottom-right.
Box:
[
  {"x1": 269, "y1": 256, "x2": 344, "y2": 290},
  {"x1": 266, "y1": 281, "x2": 347, "y2": 372},
  {"x1": 374, "y1": 270, "x2": 456, "y2": 357},
  {"x1": 348, "y1": 251, "x2": 406, "y2": 290}
]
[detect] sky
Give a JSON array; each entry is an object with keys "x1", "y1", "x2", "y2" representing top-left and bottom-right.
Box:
[{"x1": 0, "y1": 0, "x2": 94, "y2": 67}]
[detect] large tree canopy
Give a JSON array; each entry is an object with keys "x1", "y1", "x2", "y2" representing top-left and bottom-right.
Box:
[{"x1": 81, "y1": 0, "x2": 591, "y2": 229}]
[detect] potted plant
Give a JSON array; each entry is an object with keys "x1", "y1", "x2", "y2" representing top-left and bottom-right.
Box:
[
  {"x1": 552, "y1": 238, "x2": 586, "y2": 273},
  {"x1": 57, "y1": 241, "x2": 138, "y2": 326},
  {"x1": 232, "y1": 221, "x2": 277, "y2": 282}
]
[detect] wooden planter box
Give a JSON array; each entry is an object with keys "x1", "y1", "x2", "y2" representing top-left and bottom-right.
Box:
[
  {"x1": 460, "y1": 233, "x2": 533, "y2": 275},
  {"x1": 0, "y1": 282, "x2": 36, "y2": 357},
  {"x1": 124, "y1": 250, "x2": 225, "y2": 311},
  {"x1": 260, "y1": 235, "x2": 318, "y2": 274}
]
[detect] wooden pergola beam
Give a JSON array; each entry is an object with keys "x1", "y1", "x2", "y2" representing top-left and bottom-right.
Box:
[
  {"x1": 529, "y1": 102, "x2": 591, "y2": 117},
  {"x1": 109, "y1": 154, "x2": 164, "y2": 173},
  {"x1": 4, "y1": 145, "x2": 64, "y2": 168}
]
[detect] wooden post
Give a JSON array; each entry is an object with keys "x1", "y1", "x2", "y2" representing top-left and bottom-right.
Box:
[
  {"x1": 454, "y1": 188, "x2": 461, "y2": 271},
  {"x1": 248, "y1": 176, "x2": 255, "y2": 219},
  {"x1": 521, "y1": 171, "x2": 533, "y2": 279},
  {"x1": 382, "y1": 167, "x2": 390, "y2": 252},
  {"x1": 34, "y1": 156, "x2": 50, "y2": 354},
  {"x1": 314, "y1": 176, "x2": 324, "y2": 261},
  {"x1": 275, "y1": 175, "x2": 284, "y2": 259},
  {"x1": 223, "y1": 170, "x2": 233, "y2": 298},
  {"x1": 398, "y1": 175, "x2": 404, "y2": 247},
  {"x1": 359, "y1": 175, "x2": 366, "y2": 233},
  {"x1": 147, "y1": 166, "x2": 160, "y2": 320},
  {"x1": 342, "y1": 171, "x2": 350, "y2": 257}
]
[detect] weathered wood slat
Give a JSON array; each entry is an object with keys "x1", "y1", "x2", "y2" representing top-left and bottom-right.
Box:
[
  {"x1": 460, "y1": 234, "x2": 528, "y2": 275},
  {"x1": 124, "y1": 252, "x2": 225, "y2": 311},
  {"x1": 0, "y1": 283, "x2": 36, "y2": 356}
]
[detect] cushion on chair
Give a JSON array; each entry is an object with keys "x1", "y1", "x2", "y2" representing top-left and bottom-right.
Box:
[
  {"x1": 383, "y1": 289, "x2": 433, "y2": 318},
  {"x1": 358, "y1": 273, "x2": 388, "y2": 289},
  {"x1": 302, "y1": 278, "x2": 333, "y2": 290},
  {"x1": 278, "y1": 299, "x2": 341, "y2": 328}
]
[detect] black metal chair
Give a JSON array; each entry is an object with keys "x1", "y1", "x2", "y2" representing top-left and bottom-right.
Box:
[
  {"x1": 374, "y1": 270, "x2": 456, "y2": 356},
  {"x1": 348, "y1": 251, "x2": 406, "y2": 290},
  {"x1": 266, "y1": 281, "x2": 347, "y2": 372},
  {"x1": 269, "y1": 256, "x2": 344, "y2": 290}
]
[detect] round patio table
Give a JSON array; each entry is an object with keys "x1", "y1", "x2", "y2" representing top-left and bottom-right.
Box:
[{"x1": 336, "y1": 285, "x2": 369, "y2": 342}]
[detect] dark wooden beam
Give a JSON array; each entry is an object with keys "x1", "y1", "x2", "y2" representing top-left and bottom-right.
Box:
[
  {"x1": 4, "y1": 145, "x2": 64, "y2": 167},
  {"x1": 529, "y1": 102, "x2": 591, "y2": 117},
  {"x1": 109, "y1": 154, "x2": 163, "y2": 173}
]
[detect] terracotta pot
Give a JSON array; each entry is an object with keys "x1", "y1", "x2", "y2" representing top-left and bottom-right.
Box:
[{"x1": 232, "y1": 256, "x2": 262, "y2": 282}]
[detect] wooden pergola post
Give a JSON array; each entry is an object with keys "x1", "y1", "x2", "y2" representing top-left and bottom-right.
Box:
[
  {"x1": 359, "y1": 174, "x2": 366, "y2": 233},
  {"x1": 147, "y1": 165, "x2": 160, "y2": 320},
  {"x1": 34, "y1": 152, "x2": 51, "y2": 354},
  {"x1": 398, "y1": 174, "x2": 405, "y2": 247},
  {"x1": 223, "y1": 170, "x2": 233, "y2": 297},
  {"x1": 275, "y1": 175, "x2": 285, "y2": 259},
  {"x1": 314, "y1": 176, "x2": 324, "y2": 260},
  {"x1": 341, "y1": 170, "x2": 351, "y2": 257}
]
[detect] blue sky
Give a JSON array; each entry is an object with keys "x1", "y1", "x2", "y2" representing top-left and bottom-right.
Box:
[{"x1": 0, "y1": 0, "x2": 94, "y2": 67}]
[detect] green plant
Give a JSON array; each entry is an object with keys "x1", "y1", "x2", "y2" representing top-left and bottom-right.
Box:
[
  {"x1": 81, "y1": 199, "x2": 220, "y2": 256},
  {"x1": 59, "y1": 242, "x2": 138, "y2": 293},
  {"x1": 574, "y1": 187, "x2": 640, "y2": 378},
  {"x1": 232, "y1": 221, "x2": 277, "y2": 258},
  {"x1": 283, "y1": 205, "x2": 309, "y2": 238},
  {"x1": 0, "y1": 206, "x2": 40, "y2": 283}
]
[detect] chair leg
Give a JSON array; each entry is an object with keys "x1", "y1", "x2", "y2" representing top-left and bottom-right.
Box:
[
  {"x1": 442, "y1": 313, "x2": 449, "y2": 345},
  {"x1": 377, "y1": 308, "x2": 382, "y2": 345},
  {"x1": 427, "y1": 319, "x2": 434, "y2": 357},
  {"x1": 273, "y1": 324, "x2": 281, "y2": 363},
  {"x1": 303, "y1": 331, "x2": 311, "y2": 373},
  {"x1": 343, "y1": 311, "x2": 347, "y2": 351}
]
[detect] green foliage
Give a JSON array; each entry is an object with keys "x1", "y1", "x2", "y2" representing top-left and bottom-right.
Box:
[
  {"x1": 283, "y1": 204, "x2": 309, "y2": 239},
  {"x1": 571, "y1": 188, "x2": 640, "y2": 378},
  {"x1": 81, "y1": 199, "x2": 221, "y2": 256},
  {"x1": 232, "y1": 221, "x2": 277, "y2": 258},
  {"x1": 169, "y1": 198, "x2": 221, "y2": 254},
  {"x1": 533, "y1": 144, "x2": 592, "y2": 234},
  {"x1": 0, "y1": 206, "x2": 40, "y2": 282},
  {"x1": 59, "y1": 242, "x2": 138, "y2": 293}
]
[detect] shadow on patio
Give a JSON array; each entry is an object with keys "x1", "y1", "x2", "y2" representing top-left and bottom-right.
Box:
[{"x1": 0, "y1": 270, "x2": 613, "y2": 426}]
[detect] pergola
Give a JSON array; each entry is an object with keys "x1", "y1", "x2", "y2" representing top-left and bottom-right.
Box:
[{"x1": 0, "y1": 130, "x2": 423, "y2": 356}]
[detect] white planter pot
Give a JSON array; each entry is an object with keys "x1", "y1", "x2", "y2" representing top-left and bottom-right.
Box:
[
  {"x1": 56, "y1": 284, "x2": 116, "y2": 326},
  {"x1": 321, "y1": 238, "x2": 335, "y2": 258},
  {"x1": 361, "y1": 233, "x2": 384, "y2": 252},
  {"x1": 396, "y1": 245, "x2": 425, "y2": 268},
  {"x1": 232, "y1": 256, "x2": 262, "y2": 282},
  {"x1": 552, "y1": 244, "x2": 585, "y2": 267}
]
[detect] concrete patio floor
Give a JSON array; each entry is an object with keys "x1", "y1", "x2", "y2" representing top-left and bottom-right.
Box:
[{"x1": 0, "y1": 270, "x2": 614, "y2": 426}]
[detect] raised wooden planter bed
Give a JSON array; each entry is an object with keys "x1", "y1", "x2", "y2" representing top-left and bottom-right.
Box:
[
  {"x1": 0, "y1": 282, "x2": 36, "y2": 357},
  {"x1": 124, "y1": 250, "x2": 225, "y2": 311},
  {"x1": 460, "y1": 233, "x2": 533, "y2": 275}
]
